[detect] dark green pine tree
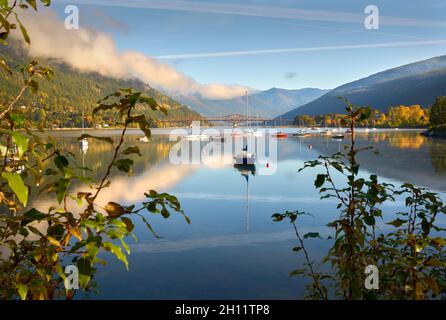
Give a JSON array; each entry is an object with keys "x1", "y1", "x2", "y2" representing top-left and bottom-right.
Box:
[{"x1": 429, "y1": 96, "x2": 446, "y2": 128}]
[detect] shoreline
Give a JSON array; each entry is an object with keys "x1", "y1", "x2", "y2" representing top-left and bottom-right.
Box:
[{"x1": 42, "y1": 126, "x2": 429, "y2": 132}]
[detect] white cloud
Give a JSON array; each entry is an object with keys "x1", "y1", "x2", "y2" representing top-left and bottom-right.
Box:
[
  {"x1": 13, "y1": 8, "x2": 247, "y2": 99},
  {"x1": 154, "y1": 40, "x2": 446, "y2": 60}
]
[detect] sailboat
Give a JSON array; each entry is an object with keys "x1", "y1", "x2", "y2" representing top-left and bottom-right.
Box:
[
  {"x1": 234, "y1": 163, "x2": 255, "y2": 234},
  {"x1": 244, "y1": 92, "x2": 263, "y2": 137},
  {"x1": 293, "y1": 130, "x2": 309, "y2": 137},
  {"x1": 332, "y1": 126, "x2": 345, "y2": 140},
  {"x1": 234, "y1": 145, "x2": 256, "y2": 165},
  {"x1": 80, "y1": 111, "x2": 89, "y2": 152},
  {"x1": 293, "y1": 118, "x2": 309, "y2": 137},
  {"x1": 183, "y1": 133, "x2": 209, "y2": 141}
]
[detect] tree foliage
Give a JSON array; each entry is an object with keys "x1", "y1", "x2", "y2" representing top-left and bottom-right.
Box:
[
  {"x1": 276, "y1": 100, "x2": 446, "y2": 300},
  {"x1": 295, "y1": 104, "x2": 430, "y2": 128},
  {"x1": 0, "y1": 1, "x2": 188, "y2": 300},
  {"x1": 0, "y1": 45, "x2": 201, "y2": 129},
  {"x1": 429, "y1": 96, "x2": 446, "y2": 129}
]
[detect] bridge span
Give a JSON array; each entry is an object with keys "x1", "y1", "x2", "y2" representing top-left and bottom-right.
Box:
[{"x1": 158, "y1": 114, "x2": 279, "y2": 127}]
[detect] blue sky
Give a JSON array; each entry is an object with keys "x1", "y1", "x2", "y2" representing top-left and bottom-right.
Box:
[{"x1": 51, "y1": 0, "x2": 446, "y2": 91}]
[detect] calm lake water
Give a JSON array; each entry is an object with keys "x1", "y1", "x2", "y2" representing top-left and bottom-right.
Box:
[{"x1": 30, "y1": 128, "x2": 446, "y2": 299}]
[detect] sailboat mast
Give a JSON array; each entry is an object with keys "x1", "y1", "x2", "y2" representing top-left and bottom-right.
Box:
[
  {"x1": 246, "y1": 175, "x2": 250, "y2": 233},
  {"x1": 246, "y1": 91, "x2": 249, "y2": 129},
  {"x1": 82, "y1": 110, "x2": 85, "y2": 134}
]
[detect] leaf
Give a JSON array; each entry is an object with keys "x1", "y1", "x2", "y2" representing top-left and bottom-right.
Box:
[
  {"x1": 424, "y1": 258, "x2": 441, "y2": 267},
  {"x1": 21, "y1": 208, "x2": 46, "y2": 226},
  {"x1": 0, "y1": 58, "x2": 12, "y2": 75},
  {"x1": 54, "y1": 154, "x2": 69, "y2": 171},
  {"x1": 53, "y1": 178, "x2": 70, "y2": 204},
  {"x1": 2, "y1": 172, "x2": 28, "y2": 206},
  {"x1": 387, "y1": 218, "x2": 407, "y2": 228},
  {"x1": 132, "y1": 115, "x2": 152, "y2": 139},
  {"x1": 40, "y1": 0, "x2": 51, "y2": 7},
  {"x1": 86, "y1": 237, "x2": 101, "y2": 258},
  {"x1": 10, "y1": 112, "x2": 26, "y2": 128},
  {"x1": 93, "y1": 103, "x2": 117, "y2": 115},
  {"x1": 430, "y1": 237, "x2": 446, "y2": 249},
  {"x1": 139, "y1": 215, "x2": 160, "y2": 239},
  {"x1": 25, "y1": 0, "x2": 38, "y2": 10},
  {"x1": 289, "y1": 269, "x2": 306, "y2": 277},
  {"x1": 16, "y1": 284, "x2": 28, "y2": 300},
  {"x1": 114, "y1": 158, "x2": 133, "y2": 175},
  {"x1": 292, "y1": 246, "x2": 303, "y2": 252},
  {"x1": 331, "y1": 162, "x2": 344, "y2": 173},
  {"x1": 364, "y1": 215, "x2": 376, "y2": 226},
  {"x1": 104, "y1": 202, "x2": 126, "y2": 218},
  {"x1": 315, "y1": 174, "x2": 326, "y2": 188},
  {"x1": 138, "y1": 96, "x2": 159, "y2": 111},
  {"x1": 78, "y1": 134, "x2": 113, "y2": 144},
  {"x1": 272, "y1": 213, "x2": 284, "y2": 222},
  {"x1": 47, "y1": 236, "x2": 61, "y2": 247},
  {"x1": 103, "y1": 242, "x2": 129, "y2": 270},
  {"x1": 28, "y1": 79, "x2": 38, "y2": 93},
  {"x1": 0, "y1": 14, "x2": 10, "y2": 32},
  {"x1": 70, "y1": 228, "x2": 82, "y2": 241},
  {"x1": 304, "y1": 232, "x2": 321, "y2": 239},
  {"x1": 121, "y1": 217, "x2": 135, "y2": 232},
  {"x1": 425, "y1": 277, "x2": 439, "y2": 295},
  {"x1": 121, "y1": 146, "x2": 141, "y2": 156},
  {"x1": 77, "y1": 258, "x2": 93, "y2": 289},
  {"x1": 17, "y1": 18, "x2": 30, "y2": 45},
  {"x1": 11, "y1": 131, "x2": 29, "y2": 158}
]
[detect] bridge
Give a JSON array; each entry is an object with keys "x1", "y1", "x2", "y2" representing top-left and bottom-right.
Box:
[{"x1": 158, "y1": 114, "x2": 277, "y2": 127}]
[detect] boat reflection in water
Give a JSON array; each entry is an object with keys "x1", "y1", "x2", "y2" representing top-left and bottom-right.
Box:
[
  {"x1": 234, "y1": 145, "x2": 256, "y2": 165},
  {"x1": 234, "y1": 163, "x2": 256, "y2": 177},
  {"x1": 234, "y1": 163, "x2": 256, "y2": 233}
]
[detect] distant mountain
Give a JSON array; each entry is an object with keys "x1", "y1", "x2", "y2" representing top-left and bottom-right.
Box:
[
  {"x1": 0, "y1": 44, "x2": 200, "y2": 127},
  {"x1": 173, "y1": 87, "x2": 329, "y2": 118},
  {"x1": 281, "y1": 56, "x2": 446, "y2": 119}
]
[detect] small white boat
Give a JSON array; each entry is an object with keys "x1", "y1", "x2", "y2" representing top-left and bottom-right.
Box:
[
  {"x1": 231, "y1": 131, "x2": 243, "y2": 137},
  {"x1": 80, "y1": 138, "x2": 89, "y2": 152},
  {"x1": 332, "y1": 128, "x2": 344, "y2": 140},
  {"x1": 212, "y1": 135, "x2": 226, "y2": 143},
  {"x1": 79, "y1": 111, "x2": 89, "y2": 151},
  {"x1": 234, "y1": 147, "x2": 256, "y2": 165},
  {"x1": 308, "y1": 127, "x2": 321, "y2": 134},
  {"x1": 183, "y1": 134, "x2": 209, "y2": 141},
  {"x1": 137, "y1": 136, "x2": 150, "y2": 143},
  {"x1": 243, "y1": 92, "x2": 263, "y2": 137},
  {"x1": 253, "y1": 130, "x2": 263, "y2": 137},
  {"x1": 293, "y1": 129, "x2": 309, "y2": 137}
]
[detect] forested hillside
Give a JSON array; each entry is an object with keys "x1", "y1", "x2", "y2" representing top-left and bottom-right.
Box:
[{"x1": 0, "y1": 44, "x2": 200, "y2": 128}]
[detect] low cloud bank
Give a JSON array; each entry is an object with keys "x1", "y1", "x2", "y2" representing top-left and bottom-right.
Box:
[{"x1": 13, "y1": 8, "x2": 247, "y2": 99}]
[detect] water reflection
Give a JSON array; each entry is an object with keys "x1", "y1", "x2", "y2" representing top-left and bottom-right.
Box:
[
  {"x1": 428, "y1": 140, "x2": 446, "y2": 175},
  {"x1": 367, "y1": 131, "x2": 427, "y2": 149},
  {"x1": 27, "y1": 129, "x2": 446, "y2": 299},
  {"x1": 234, "y1": 164, "x2": 256, "y2": 233}
]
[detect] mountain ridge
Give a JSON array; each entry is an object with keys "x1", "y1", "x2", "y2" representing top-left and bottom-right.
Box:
[
  {"x1": 172, "y1": 87, "x2": 330, "y2": 118},
  {"x1": 0, "y1": 44, "x2": 200, "y2": 127},
  {"x1": 281, "y1": 55, "x2": 446, "y2": 119}
]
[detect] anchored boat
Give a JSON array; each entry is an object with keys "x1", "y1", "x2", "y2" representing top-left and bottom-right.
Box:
[
  {"x1": 272, "y1": 132, "x2": 289, "y2": 139},
  {"x1": 234, "y1": 146, "x2": 256, "y2": 165}
]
